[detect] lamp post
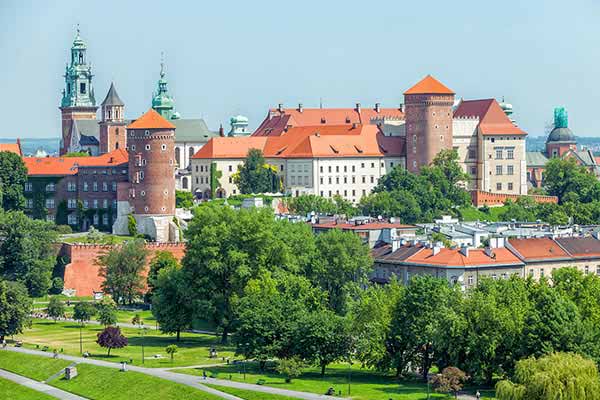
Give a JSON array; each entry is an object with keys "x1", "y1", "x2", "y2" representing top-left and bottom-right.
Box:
[
  {"x1": 141, "y1": 322, "x2": 145, "y2": 364},
  {"x1": 347, "y1": 361, "x2": 352, "y2": 396},
  {"x1": 79, "y1": 322, "x2": 83, "y2": 355}
]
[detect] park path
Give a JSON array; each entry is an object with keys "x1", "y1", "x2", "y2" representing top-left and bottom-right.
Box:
[
  {"x1": 0, "y1": 368, "x2": 89, "y2": 400},
  {"x1": 2, "y1": 347, "x2": 345, "y2": 400}
]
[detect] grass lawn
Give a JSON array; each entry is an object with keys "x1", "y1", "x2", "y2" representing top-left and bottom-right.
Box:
[
  {"x1": 52, "y1": 363, "x2": 223, "y2": 400},
  {"x1": 0, "y1": 377, "x2": 57, "y2": 400},
  {"x1": 11, "y1": 320, "x2": 235, "y2": 368},
  {"x1": 60, "y1": 234, "x2": 134, "y2": 245},
  {"x1": 0, "y1": 350, "x2": 71, "y2": 381},
  {"x1": 205, "y1": 384, "x2": 298, "y2": 400},
  {"x1": 459, "y1": 206, "x2": 507, "y2": 222},
  {"x1": 174, "y1": 362, "x2": 495, "y2": 400}
]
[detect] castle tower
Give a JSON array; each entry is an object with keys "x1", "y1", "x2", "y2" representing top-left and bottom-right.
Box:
[
  {"x1": 546, "y1": 107, "x2": 576, "y2": 158},
  {"x1": 59, "y1": 28, "x2": 98, "y2": 155},
  {"x1": 151, "y1": 61, "x2": 177, "y2": 120},
  {"x1": 99, "y1": 83, "x2": 127, "y2": 153},
  {"x1": 404, "y1": 75, "x2": 455, "y2": 173},
  {"x1": 125, "y1": 108, "x2": 177, "y2": 242}
]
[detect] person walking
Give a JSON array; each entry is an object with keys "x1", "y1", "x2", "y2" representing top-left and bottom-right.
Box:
[{"x1": 476, "y1": 390, "x2": 481, "y2": 399}]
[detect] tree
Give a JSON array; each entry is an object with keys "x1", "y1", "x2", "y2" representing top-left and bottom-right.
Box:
[
  {"x1": 152, "y1": 264, "x2": 192, "y2": 342},
  {"x1": 234, "y1": 149, "x2": 279, "y2": 194},
  {"x1": 96, "y1": 296, "x2": 118, "y2": 327},
  {"x1": 47, "y1": 296, "x2": 65, "y2": 322},
  {"x1": 359, "y1": 190, "x2": 421, "y2": 222},
  {"x1": 0, "y1": 151, "x2": 27, "y2": 211},
  {"x1": 500, "y1": 197, "x2": 538, "y2": 222},
  {"x1": 73, "y1": 301, "x2": 95, "y2": 325},
  {"x1": 496, "y1": 352, "x2": 600, "y2": 400},
  {"x1": 287, "y1": 194, "x2": 336, "y2": 216},
  {"x1": 165, "y1": 344, "x2": 178, "y2": 362},
  {"x1": 430, "y1": 367, "x2": 468, "y2": 399},
  {"x1": 96, "y1": 326, "x2": 128, "y2": 356},
  {"x1": 175, "y1": 190, "x2": 194, "y2": 209},
  {"x1": 276, "y1": 357, "x2": 305, "y2": 383},
  {"x1": 98, "y1": 239, "x2": 148, "y2": 304},
  {"x1": 147, "y1": 251, "x2": 179, "y2": 301},
  {"x1": 292, "y1": 310, "x2": 352, "y2": 376},
  {"x1": 182, "y1": 204, "x2": 301, "y2": 343},
  {"x1": 543, "y1": 157, "x2": 600, "y2": 204},
  {"x1": 332, "y1": 195, "x2": 357, "y2": 217},
  {"x1": 310, "y1": 229, "x2": 372, "y2": 314},
  {"x1": 0, "y1": 280, "x2": 32, "y2": 342},
  {"x1": 0, "y1": 211, "x2": 58, "y2": 296}
]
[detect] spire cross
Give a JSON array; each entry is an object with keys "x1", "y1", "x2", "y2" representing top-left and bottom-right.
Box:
[{"x1": 160, "y1": 52, "x2": 165, "y2": 78}]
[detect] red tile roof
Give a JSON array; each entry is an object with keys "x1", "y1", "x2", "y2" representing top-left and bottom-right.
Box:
[
  {"x1": 454, "y1": 99, "x2": 526, "y2": 136},
  {"x1": 24, "y1": 149, "x2": 128, "y2": 176},
  {"x1": 507, "y1": 237, "x2": 570, "y2": 261},
  {"x1": 127, "y1": 108, "x2": 175, "y2": 130},
  {"x1": 405, "y1": 247, "x2": 522, "y2": 267},
  {"x1": 193, "y1": 125, "x2": 405, "y2": 160},
  {"x1": 253, "y1": 106, "x2": 404, "y2": 137},
  {"x1": 0, "y1": 142, "x2": 22, "y2": 156},
  {"x1": 404, "y1": 75, "x2": 454, "y2": 95}
]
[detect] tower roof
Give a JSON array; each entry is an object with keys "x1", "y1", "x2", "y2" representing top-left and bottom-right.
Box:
[
  {"x1": 404, "y1": 75, "x2": 454, "y2": 95},
  {"x1": 101, "y1": 82, "x2": 124, "y2": 106},
  {"x1": 128, "y1": 108, "x2": 175, "y2": 130}
]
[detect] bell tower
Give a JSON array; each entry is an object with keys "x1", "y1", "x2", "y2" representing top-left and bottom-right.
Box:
[
  {"x1": 151, "y1": 58, "x2": 177, "y2": 120},
  {"x1": 99, "y1": 82, "x2": 127, "y2": 153},
  {"x1": 59, "y1": 28, "x2": 98, "y2": 155}
]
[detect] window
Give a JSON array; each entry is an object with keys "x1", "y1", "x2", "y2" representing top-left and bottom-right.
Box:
[
  {"x1": 470, "y1": 166, "x2": 477, "y2": 175},
  {"x1": 343, "y1": 166, "x2": 347, "y2": 173},
  {"x1": 362, "y1": 176, "x2": 366, "y2": 183},
  {"x1": 46, "y1": 183, "x2": 55, "y2": 192},
  {"x1": 93, "y1": 199, "x2": 98, "y2": 209},
  {"x1": 131, "y1": 144, "x2": 136, "y2": 151},
  {"x1": 352, "y1": 190, "x2": 355, "y2": 196},
  {"x1": 113, "y1": 200, "x2": 117, "y2": 209},
  {"x1": 343, "y1": 177, "x2": 347, "y2": 184},
  {"x1": 83, "y1": 182, "x2": 88, "y2": 192},
  {"x1": 496, "y1": 183, "x2": 502, "y2": 191},
  {"x1": 320, "y1": 177, "x2": 323, "y2": 184},
  {"x1": 161, "y1": 144, "x2": 167, "y2": 151},
  {"x1": 139, "y1": 171, "x2": 144, "y2": 180},
  {"x1": 103, "y1": 199, "x2": 108, "y2": 209},
  {"x1": 102, "y1": 214, "x2": 109, "y2": 226},
  {"x1": 336, "y1": 166, "x2": 339, "y2": 173},
  {"x1": 93, "y1": 214, "x2": 99, "y2": 225},
  {"x1": 291, "y1": 176, "x2": 296, "y2": 185},
  {"x1": 24, "y1": 182, "x2": 32, "y2": 192},
  {"x1": 145, "y1": 144, "x2": 151, "y2": 151},
  {"x1": 67, "y1": 182, "x2": 76, "y2": 192},
  {"x1": 46, "y1": 214, "x2": 55, "y2": 222},
  {"x1": 68, "y1": 198, "x2": 77, "y2": 209},
  {"x1": 495, "y1": 149, "x2": 503, "y2": 159},
  {"x1": 596, "y1": 266, "x2": 600, "y2": 276},
  {"x1": 508, "y1": 182, "x2": 513, "y2": 191},
  {"x1": 352, "y1": 176, "x2": 356, "y2": 183},
  {"x1": 361, "y1": 163, "x2": 365, "y2": 168},
  {"x1": 507, "y1": 165, "x2": 514, "y2": 175},
  {"x1": 352, "y1": 165, "x2": 355, "y2": 172},
  {"x1": 328, "y1": 177, "x2": 332, "y2": 184},
  {"x1": 80, "y1": 82, "x2": 86, "y2": 94},
  {"x1": 45, "y1": 198, "x2": 55, "y2": 209},
  {"x1": 26, "y1": 198, "x2": 33, "y2": 208},
  {"x1": 507, "y1": 148, "x2": 514, "y2": 159},
  {"x1": 320, "y1": 166, "x2": 323, "y2": 173},
  {"x1": 328, "y1": 166, "x2": 332, "y2": 173},
  {"x1": 68, "y1": 214, "x2": 77, "y2": 225},
  {"x1": 93, "y1": 182, "x2": 98, "y2": 192},
  {"x1": 102, "y1": 182, "x2": 108, "y2": 191},
  {"x1": 540, "y1": 268, "x2": 545, "y2": 277},
  {"x1": 371, "y1": 162, "x2": 375, "y2": 168},
  {"x1": 529, "y1": 269, "x2": 534, "y2": 276},
  {"x1": 468, "y1": 148, "x2": 476, "y2": 159},
  {"x1": 496, "y1": 165, "x2": 503, "y2": 175},
  {"x1": 144, "y1": 130, "x2": 150, "y2": 136},
  {"x1": 492, "y1": 274, "x2": 497, "y2": 280},
  {"x1": 585, "y1": 266, "x2": 590, "y2": 275},
  {"x1": 229, "y1": 177, "x2": 233, "y2": 184},
  {"x1": 468, "y1": 276, "x2": 474, "y2": 286},
  {"x1": 370, "y1": 176, "x2": 374, "y2": 183},
  {"x1": 83, "y1": 200, "x2": 88, "y2": 209},
  {"x1": 112, "y1": 182, "x2": 117, "y2": 191},
  {"x1": 335, "y1": 177, "x2": 339, "y2": 184},
  {"x1": 228, "y1": 165, "x2": 233, "y2": 172}
]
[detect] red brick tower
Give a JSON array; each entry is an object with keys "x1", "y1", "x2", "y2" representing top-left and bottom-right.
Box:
[
  {"x1": 404, "y1": 75, "x2": 455, "y2": 173},
  {"x1": 127, "y1": 109, "x2": 176, "y2": 217},
  {"x1": 99, "y1": 83, "x2": 127, "y2": 154}
]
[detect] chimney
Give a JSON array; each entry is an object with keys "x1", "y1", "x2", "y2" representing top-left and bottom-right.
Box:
[
  {"x1": 298, "y1": 103, "x2": 303, "y2": 113},
  {"x1": 375, "y1": 103, "x2": 380, "y2": 113},
  {"x1": 355, "y1": 103, "x2": 361, "y2": 113},
  {"x1": 484, "y1": 247, "x2": 495, "y2": 258},
  {"x1": 433, "y1": 245, "x2": 441, "y2": 256},
  {"x1": 352, "y1": 122, "x2": 358, "y2": 129},
  {"x1": 459, "y1": 245, "x2": 469, "y2": 257},
  {"x1": 490, "y1": 237, "x2": 505, "y2": 248},
  {"x1": 400, "y1": 103, "x2": 405, "y2": 113},
  {"x1": 219, "y1": 124, "x2": 224, "y2": 137},
  {"x1": 278, "y1": 103, "x2": 284, "y2": 112},
  {"x1": 392, "y1": 238, "x2": 401, "y2": 252}
]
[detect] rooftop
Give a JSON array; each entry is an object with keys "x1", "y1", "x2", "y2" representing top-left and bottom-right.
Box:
[
  {"x1": 24, "y1": 149, "x2": 128, "y2": 176},
  {"x1": 128, "y1": 108, "x2": 175, "y2": 130},
  {"x1": 507, "y1": 237, "x2": 570, "y2": 261},
  {"x1": 403, "y1": 75, "x2": 454, "y2": 95},
  {"x1": 454, "y1": 99, "x2": 526, "y2": 136}
]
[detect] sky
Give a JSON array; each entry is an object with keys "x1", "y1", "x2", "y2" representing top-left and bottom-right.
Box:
[{"x1": 0, "y1": 0, "x2": 599, "y2": 138}]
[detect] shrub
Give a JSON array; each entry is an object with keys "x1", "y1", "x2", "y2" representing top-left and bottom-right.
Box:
[
  {"x1": 49, "y1": 277, "x2": 64, "y2": 295},
  {"x1": 55, "y1": 224, "x2": 73, "y2": 234},
  {"x1": 127, "y1": 215, "x2": 137, "y2": 236}
]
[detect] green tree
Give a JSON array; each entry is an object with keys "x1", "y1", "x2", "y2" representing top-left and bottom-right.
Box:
[
  {"x1": 543, "y1": 157, "x2": 600, "y2": 204},
  {"x1": 46, "y1": 296, "x2": 65, "y2": 322},
  {"x1": 496, "y1": 352, "x2": 600, "y2": 400},
  {"x1": 147, "y1": 251, "x2": 179, "y2": 301},
  {"x1": 73, "y1": 301, "x2": 96, "y2": 326},
  {"x1": 175, "y1": 190, "x2": 194, "y2": 209},
  {"x1": 500, "y1": 197, "x2": 538, "y2": 222},
  {"x1": 0, "y1": 211, "x2": 58, "y2": 296},
  {"x1": 0, "y1": 151, "x2": 27, "y2": 211},
  {"x1": 98, "y1": 239, "x2": 148, "y2": 304},
  {"x1": 96, "y1": 296, "x2": 118, "y2": 327},
  {"x1": 0, "y1": 280, "x2": 32, "y2": 341},
  {"x1": 166, "y1": 344, "x2": 178, "y2": 362},
  {"x1": 359, "y1": 190, "x2": 421, "y2": 221},
  {"x1": 152, "y1": 264, "x2": 192, "y2": 342},
  {"x1": 332, "y1": 195, "x2": 357, "y2": 217},
  {"x1": 276, "y1": 357, "x2": 305, "y2": 383},
  {"x1": 287, "y1": 194, "x2": 336, "y2": 216},
  {"x1": 234, "y1": 149, "x2": 279, "y2": 194},
  {"x1": 310, "y1": 229, "x2": 372, "y2": 314}
]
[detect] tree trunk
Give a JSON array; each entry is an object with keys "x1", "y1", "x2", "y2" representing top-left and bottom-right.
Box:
[
  {"x1": 176, "y1": 329, "x2": 180, "y2": 342},
  {"x1": 259, "y1": 360, "x2": 266, "y2": 371},
  {"x1": 108, "y1": 347, "x2": 111, "y2": 356},
  {"x1": 320, "y1": 363, "x2": 326, "y2": 377},
  {"x1": 395, "y1": 364, "x2": 402, "y2": 378},
  {"x1": 220, "y1": 327, "x2": 228, "y2": 344}
]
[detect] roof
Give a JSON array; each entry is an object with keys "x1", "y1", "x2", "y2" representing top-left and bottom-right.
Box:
[
  {"x1": 172, "y1": 118, "x2": 218, "y2": 143},
  {"x1": 403, "y1": 75, "x2": 454, "y2": 95},
  {"x1": 313, "y1": 222, "x2": 416, "y2": 231},
  {"x1": 79, "y1": 134, "x2": 99, "y2": 146},
  {"x1": 555, "y1": 237, "x2": 600, "y2": 258},
  {"x1": 526, "y1": 152, "x2": 549, "y2": 167},
  {"x1": 508, "y1": 237, "x2": 570, "y2": 261},
  {"x1": 24, "y1": 149, "x2": 128, "y2": 176},
  {"x1": 72, "y1": 119, "x2": 100, "y2": 138},
  {"x1": 405, "y1": 247, "x2": 523, "y2": 267},
  {"x1": 0, "y1": 142, "x2": 22, "y2": 156},
  {"x1": 372, "y1": 243, "x2": 424, "y2": 263},
  {"x1": 193, "y1": 125, "x2": 405, "y2": 160},
  {"x1": 454, "y1": 99, "x2": 526, "y2": 136},
  {"x1": 547, "y1": 127, "x2": 575, "y2": 143},
  {"x1": 253, "y1": 106, "x2": 404, "y2": 137},
  {"x1": 101, "y1": 82, "x2": 124, "y2": 106},
  {"x1": 128, "y1": 108, "x2": 175, "y2": 130}
]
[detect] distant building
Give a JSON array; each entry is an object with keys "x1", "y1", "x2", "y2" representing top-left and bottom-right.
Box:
[
  {"x1": 0, "y1": 140, "x2": 22, "y2": 156},
  {"x1": 228, "y1": 115, "x2": 250, "y2": 136}
]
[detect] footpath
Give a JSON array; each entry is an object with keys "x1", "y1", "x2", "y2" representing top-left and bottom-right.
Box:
[{"x1": 0, "y1": 368, "x2": 89, "y2": 400}]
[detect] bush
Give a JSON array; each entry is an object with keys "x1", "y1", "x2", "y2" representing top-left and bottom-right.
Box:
[
  {"x1": 276, "y1": 357, "x2": 304, "y2": 383},
  {"x1": 55, "y1": 225, "x2": 73, "y2": 234},
  {"x1": 127, "y1": 215, "x2": 137, "y2": 237},
  {"x1": 49, "y1": 277, "x2": 64, "y2": 295}
]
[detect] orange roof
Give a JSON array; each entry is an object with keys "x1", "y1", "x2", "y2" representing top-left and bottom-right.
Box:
[
  {"x1": 454, "y1": 99, "x2": 526, "y2": 136},
  {"x1": 404, "y1": 75, "x2": 454, "y2": 95},
  {"x1": 405, "y1": 247, "x2": 522, "y2": 267},
  {"x1": 24, "y1": 149, "x2": 128, "y2": 176},
  {"x1": 127, "y1": 109, "x2": 175, "y2": 130},
  {"x1": 192, "y1": 125, "x2": 405, "y2": 159},
  {"x1": 507, "y1": 238, "x2": 570, "y2": 261},
  {"x1": 0, "y1": 142, "x2": 22, "y2": 156},
  {"x1": 253, "y1": 106, "x2": 404, "y2": 137}
]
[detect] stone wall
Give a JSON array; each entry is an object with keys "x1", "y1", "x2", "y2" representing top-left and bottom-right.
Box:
[{"x1": 470, "y1": 190, "x2": 558, "y2": 207}]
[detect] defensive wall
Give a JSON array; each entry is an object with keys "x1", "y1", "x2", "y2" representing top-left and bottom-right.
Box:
[{"x1": 471, "y1": 190, "x2": 558, "y2": 207}]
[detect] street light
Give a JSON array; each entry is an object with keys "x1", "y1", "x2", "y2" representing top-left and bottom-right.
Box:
[
  {"x1": 79, "y1": 323, "x2": 83, "y2": 355},
  {"x1": 141, "y1": 322, "x2": 145, "y2": 364},
  {"x1": 347, "y1": 361, "x2": 353, "y2": 396}
]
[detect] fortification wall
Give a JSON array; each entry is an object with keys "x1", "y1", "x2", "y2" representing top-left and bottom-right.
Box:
[{"x1": 471, "y1": 190, "x2": 558, "y2": 207}]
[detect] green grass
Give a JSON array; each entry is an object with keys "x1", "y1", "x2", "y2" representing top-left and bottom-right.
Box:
[
  {"x1": 52, "y1": 363, "x2": 222, "y2": 400},
  {"x1": 11, "y1": 320, "x2": 235, "y2": 368},
  {"x1": 205, "y1": 384, "x2": 298, "y2": 400},
  {"x1": 60, "y1": 234, "x2": 134, "y2": 245},
  {"x1": 0, "y1": 377, "x2": 57, "y2": 400},
  {"x1": 33, "y1": 295, "x2": 93, "y2": 303},
  {"x1": 459, "y1": 206, "x2": 507, "y2": 222},
  {"x1": 173, "y1": 362, "x2": 494, "y2": 400},
  {"x1": 0, "y1": 350, "x2": 71, "y2": 381}
]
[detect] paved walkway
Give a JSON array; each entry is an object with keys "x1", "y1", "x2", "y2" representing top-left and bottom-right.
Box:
[
  {"x1": 2, "y1": 347, "x2": 341, "y2": 400},
  {"x1": 0, "y1": 368, "x2": 89, "y2": 400}
]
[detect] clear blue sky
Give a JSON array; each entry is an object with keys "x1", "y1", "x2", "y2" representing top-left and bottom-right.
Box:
[{"x1": 1, "y1": 0, "x2": 598, "y2": 138}]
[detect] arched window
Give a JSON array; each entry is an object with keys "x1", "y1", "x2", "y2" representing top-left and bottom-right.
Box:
[
  {"x1": 182, "y1": 177, "x2": 188, "y2": 189},
  {"x1": 189, "y1": 146, "x2": 195, "y2": 160},
  {"x1": 175, "y1": 147, "x2": 181, "y2": 166}
]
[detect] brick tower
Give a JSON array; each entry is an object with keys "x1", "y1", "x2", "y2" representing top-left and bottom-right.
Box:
[
  {"x1": 113, "y1": 108, "x2": 178, "y2": 242},
  {"x1": 404, "y1": 75, "x2": 455, "y2": 173},
  {"x1": 99, "y1": 83, "x2": 127, "y2": 153}
]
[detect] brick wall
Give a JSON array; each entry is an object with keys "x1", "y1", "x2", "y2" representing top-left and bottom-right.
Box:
[
  {"x1": 62, "y1": 242, "x2": 186, "y2": 296},
  {"x1": 471, "y1": 190, "x2": 558, "y2": 207}
]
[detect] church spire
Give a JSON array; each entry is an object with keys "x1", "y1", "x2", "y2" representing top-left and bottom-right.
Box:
[
  {"x1": 152, "y1": 54, "x2": 176, "y2": 120},
  {"x1": 61, "y1": 27, "x2": 96, "y2": 108}
]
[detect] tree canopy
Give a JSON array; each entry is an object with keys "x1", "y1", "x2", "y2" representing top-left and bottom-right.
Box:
[
  {"x1": 0, "y1": 151, "x2": 27, "y2": 211},
  {"x1": 98, "y1": 239, "x2": 148, "y2": 304},
  {"x1": 0, "y1": 279, "x2": 32, "y2": 341},
  {"x1": 233, "y1": 149, "x2": 280, "y2": 194},
  {"x1": 151, "y1": 262, "x2": 192, "y2": 341}
]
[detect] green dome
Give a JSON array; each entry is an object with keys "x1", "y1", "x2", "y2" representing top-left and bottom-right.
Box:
[{"x1": 230, "y1": 115, "x2": 248, "y2": 124}]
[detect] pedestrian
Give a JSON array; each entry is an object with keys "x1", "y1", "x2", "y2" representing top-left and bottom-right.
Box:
[
  {"x1": 202, "y1": 370, "x2": 207, "y2": 380},
  {"x1": 476, "y1": 390, "x2": 481, "y2": 400}
]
